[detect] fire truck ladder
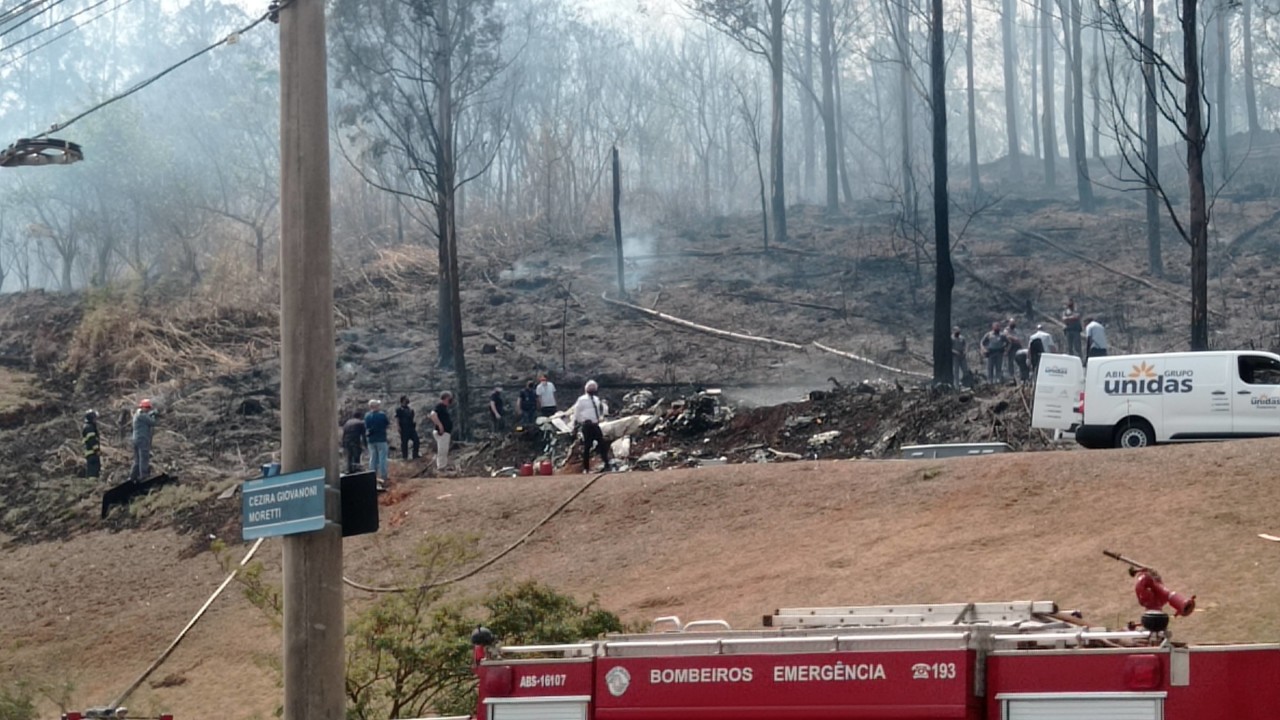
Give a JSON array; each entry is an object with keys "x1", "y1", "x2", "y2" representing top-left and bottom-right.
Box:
[
  {"x1": 764, "y1": 600, "x2": 1061, "y2": 628},
  {"x1": 492, "y1": 600, "x2": 1159, "y2": 661}
]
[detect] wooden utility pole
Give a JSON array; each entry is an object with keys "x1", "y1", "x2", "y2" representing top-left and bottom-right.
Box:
[
  {"x1": 278, "y1": 0, "x2": 343, "y2": 717},
  {"x1": 612, "y1": 145, "x2": 624, "y2": 299}
]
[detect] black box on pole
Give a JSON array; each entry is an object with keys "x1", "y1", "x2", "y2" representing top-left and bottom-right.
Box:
[{"x1": 339, "y1": 471, "x2": 379, "y2": 537}]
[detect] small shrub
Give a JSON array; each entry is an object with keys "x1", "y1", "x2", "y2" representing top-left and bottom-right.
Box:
[
  {"x1": 219, "y1": 535, "x2": 629, "y2": 720},
  {"x1": 0, "y1": 679, "x2": 37, "y2": 720}
]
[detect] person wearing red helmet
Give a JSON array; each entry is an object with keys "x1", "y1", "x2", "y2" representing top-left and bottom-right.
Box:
[{"x1": 128, "y1": 398, "x2": 157, "y2": 482}]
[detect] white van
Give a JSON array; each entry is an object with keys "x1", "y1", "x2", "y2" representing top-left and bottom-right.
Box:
[{"x1": 1031, "y1": 351, "x2": 1280, "y2": 448}]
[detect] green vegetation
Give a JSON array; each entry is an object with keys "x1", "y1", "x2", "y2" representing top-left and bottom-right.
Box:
[
  {"x1": 0, "y1": 676, "x2": 73, "y2": 720},
  {"x1": 218, "y1": 534, "x2": 627, "y2": 720},
  {"x1": 0, "y1": 680, "x2": 35, "y2": 720}
]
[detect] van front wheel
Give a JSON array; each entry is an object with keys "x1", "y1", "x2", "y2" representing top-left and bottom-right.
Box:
[{"x1": 1114, "y1": 419, "x2": 1155, "y2": 449}]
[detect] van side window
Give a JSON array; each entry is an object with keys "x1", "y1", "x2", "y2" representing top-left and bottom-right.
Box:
[{"x1": 1238, "y1": 356, "x2": 1280, "y2": 385}]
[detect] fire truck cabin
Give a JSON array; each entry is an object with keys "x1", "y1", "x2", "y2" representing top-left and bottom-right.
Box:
[{"x1": 472, "y1": 601, "x2": 1280, "y2": 720}]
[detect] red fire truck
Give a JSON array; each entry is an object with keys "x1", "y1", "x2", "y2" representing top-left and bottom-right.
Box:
[{"x1": 470, "y1": 590, "x2": 1280, "y2": 720}]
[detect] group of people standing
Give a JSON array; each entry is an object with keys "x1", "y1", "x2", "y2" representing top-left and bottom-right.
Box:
[
  {"x1": 342, "y1": 392, "x2": 455, "y2": 487},
  {"x1": 514, "y1": 374, "x2": 560, "y2": 426},
  {"x1": 514, "y1": 374, "x2": 614, "y2": 473},
  {"x1": 335, "y1": 373, "x2": 573, "y2": 486},
  {"x1": 82, "y1": 372, "x2": 618, "y2": 484},
  {"x1": 950, "y1": 299, "x2": 1110, "y2": 386}
]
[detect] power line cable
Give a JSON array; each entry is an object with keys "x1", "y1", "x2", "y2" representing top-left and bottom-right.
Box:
[
  {"x1": 0, "y1": 0, "x2": 132, "y2": 70},
  {"x1": 1, "y1": 0, "x2": 113, "y2": 50},
  {"x1": 343, "y1": 471, "x2": 611, "y2": 594},
  {"x1": 0, "y1": 0, "x2": 50, "y2": 28},
  {"x1": 104, "y1": 537, "x2": 267, "y2": 713},
  {"x1": 0, "y1": 0, "x2": 72, "y2": 39},
  {"x1": 31, "y1": 1, "x2": 283, "y2": 138}
]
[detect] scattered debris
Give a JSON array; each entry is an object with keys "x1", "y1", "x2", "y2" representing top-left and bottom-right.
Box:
[
  {"x1": 807, "y1": 430, "x2": 842, "y2": 448},
  {"x1": 479, "y1": 381, "x2": 1056, "y2": 476}
]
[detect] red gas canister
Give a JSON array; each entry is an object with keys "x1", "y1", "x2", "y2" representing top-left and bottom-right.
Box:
[
  {"x1": 519, "y1": 463, "x2": 534, "y2": 476},
  {"x1": 538, "y1": 459, "x2": 554, "y2": 476}
]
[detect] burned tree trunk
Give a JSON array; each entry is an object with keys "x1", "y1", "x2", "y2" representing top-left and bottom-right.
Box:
[
  {"x1": 819, "y1": 0, "x2": 839, "y2": 212},
  {"x1": 1001, "y1": 0, "x2": 1022, "y2": 179},
  {"x1": 1243, "y1": 0, "x2": 1260, "y2": 135},
  {"x1": 931, "y1": 0, "x2": 953, "y2": 385},
  {"x1": 769, "y1": 0, "x2": 789, "y2": 246},
  {"x1": 1143, "y1": 0, "x2": 1161, "y2": 277},
  {"x1": 1185, "y1": 0, "x2": 1208, "y2": 350},
  {"x1": 1069, "y1": 0, "x2": 1095, "y2": 212},
  {"x1": 1041, "y1": 0, "x2": 1056, "y2": 185},
  {"x1": 613, "y1": 146, "x2": 625, "y2": 298},
  {"x1": 965, "y1": 0, "x2": 981, "y2": 195}
]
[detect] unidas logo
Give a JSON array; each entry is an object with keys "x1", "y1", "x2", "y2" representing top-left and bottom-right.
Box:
[{"x1": 1102, "y1": 361, "x2": 1193, "y2": 396}]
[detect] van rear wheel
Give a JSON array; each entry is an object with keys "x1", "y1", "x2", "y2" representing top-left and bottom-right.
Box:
[{"x1": 1114, "y1": 419, "x2": 1155, "y2": 449}]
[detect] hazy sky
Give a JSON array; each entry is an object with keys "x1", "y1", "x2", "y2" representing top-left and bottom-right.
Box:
[{"x1": 579, "y1": 0, "x2": 689, "y2": 27}]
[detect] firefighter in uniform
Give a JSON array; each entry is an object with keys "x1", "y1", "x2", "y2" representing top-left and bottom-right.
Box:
[{"x1": 82, "y1": 410, "x2": 101, "y2": 479}]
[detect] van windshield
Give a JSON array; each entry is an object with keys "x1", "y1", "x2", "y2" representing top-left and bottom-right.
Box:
[{"x1": 1237, "y1": 356, "x2": 1280, "y2": 385}]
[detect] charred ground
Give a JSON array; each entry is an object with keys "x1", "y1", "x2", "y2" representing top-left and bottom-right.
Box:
[{"x1": 3, "y1": 137, "x2": 1280, "y2": 546}]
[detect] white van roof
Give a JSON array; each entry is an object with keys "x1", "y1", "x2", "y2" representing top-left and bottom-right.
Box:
[{"x1": 1096, "y1": 350, "x2": 1280, "y2": 362}]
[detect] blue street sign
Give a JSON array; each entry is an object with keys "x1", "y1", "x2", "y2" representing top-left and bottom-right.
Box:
[{"x1": 242, "y1": 467, "x2": 327, "y2": 540}]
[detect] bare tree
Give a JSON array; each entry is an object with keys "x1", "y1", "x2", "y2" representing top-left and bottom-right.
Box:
[
  {"x1": 1143, "y1": 0, "x2": 1161, "y2": 276},
  {"x1": 1062, "y1": 0, "x2": 1096, "y2": 210},
  {"x1": 1098, "y1": 0, "x2": 1210, "y2": 348},
  {"x1": 965, "y1": 0, "x2": 981, "y2": 195},
  {"x1": 734, "y1": 77, "x2": 772, "y2": 250},
  {"x1": 1211, "y1": 4, "x2": 1231, "y2": 176},
  {"x1": 802, "y1": 0, "x2": 817, "y2": 199},
  {"x1": 1186, "y1": 0, "x2": 1209, "y2": 350},
  {"x1": 929, "y1": 0, "x2": 952, "y2": 384},
  {"x1": 818, "y1": 0, "x2": 840, "y2": 211},
  {"x1": 20, "y1": 192, "x2": 80, "y2": 292},
  {"x1": 694, "y1": 0, "x2": 790, "y2": 245},
  {"x1": 1242, "y1": 0, "x2": 1261, "y2": 134},
  {"x1": 332, "y1": 0, "x2": 507, "y2": 435},
  {"x1": 1041, "y1": 0, "x2": 1057, "y2": 185},
  {"x1": 1001, "y1": 0, "x2": 1023, "y2": 179}
]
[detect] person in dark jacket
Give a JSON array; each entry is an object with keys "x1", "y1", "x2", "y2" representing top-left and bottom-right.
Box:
[
  {"x1": 364, "y1": 399, "x2": 391, "y2": 485},
  {"x1": 83, "y1": 410, "x2": 101, "y2": 479},
  {"x1": 128, "y1": 399, "x2": 157, "y2": 482},
  {"x1": 341, "y1": 410, "x2": 366, "y2": 474},
  {"x1": 518, "y1": 380, "x2": 537, "y2": 427},
  {"x1": 488, "y1": 385, "x2": 506, "y2": 433},
  {"x1": 395, "y1": 395, "x2": 420, "y2": 460},
  {"x1": 429, "y1": 391, "x2": 454, "y2": 472}
]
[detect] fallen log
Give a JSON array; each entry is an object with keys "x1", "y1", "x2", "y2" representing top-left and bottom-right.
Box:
[
  {"x1": 1017, "y1": 229, "x2": 1225, "y2": 319},
  {"x1": 1228, "y1": 208, "x2": 1280, "y2": 251},
  {"x1": 811, "y1": 342, "x2": 932, "y2": 379},
  {"x1": 953, "y1": 260, "x2": 1064, "y2": 328},
  {"x1": 602, "y1": 292, "x2": 929, "y2": 378},
  {"x1": 714, "y1": 291, "x2": 844, "y2": 314},
  {"x1": 600, "y1": 292, "x2": 804, "y2": 350}
]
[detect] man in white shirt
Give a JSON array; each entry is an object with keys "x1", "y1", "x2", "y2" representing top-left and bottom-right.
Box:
[
  {"x1": 1084, "y1": 317, "x2": 1109, "y2": 361},
  {"x1": 1028, "y1": 324, "x2": 1056, "y2": 374},
  {"x1": 573, "y1": 380, "x2": 610, "y2": 473},
  {"x1": 535, "y1": 374, "x2": 558, "y2": 417}
]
